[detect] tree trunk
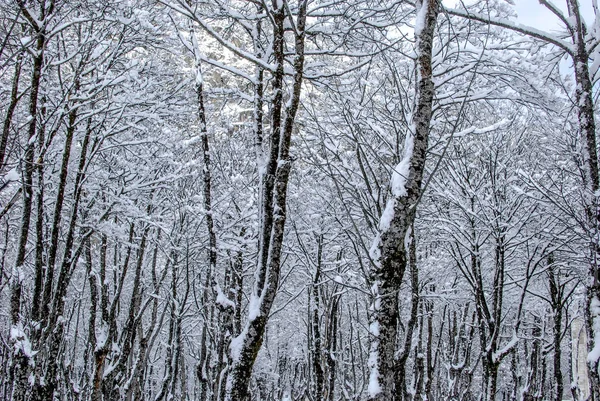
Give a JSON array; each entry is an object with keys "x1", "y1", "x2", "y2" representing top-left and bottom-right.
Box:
[
  {"x1": 0, "y1": 52, "x2": 22, "y2": 169},
  {"x1": 224, "y1": 2, "x2": 307, "y2": 399},
  {"x1": 311, "y1": 234, "x2": 324, "y2": 400},
  {"x1": 368, "y1": 2, "x2": 438, "y2": 399},
  {"x1": 9, "y1": 5, "x2": 48, "y2": 398}
]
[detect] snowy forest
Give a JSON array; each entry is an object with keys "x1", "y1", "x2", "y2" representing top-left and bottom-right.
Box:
[{"x1": 2, "y1": 0, "x2": 600, "y2": 400}]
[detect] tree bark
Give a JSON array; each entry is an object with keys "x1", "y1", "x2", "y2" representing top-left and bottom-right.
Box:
[
  {"x1": 0, "y1": 52, "x2": 22, "y2": 169},
  {"x1": 367, "y1": 2, "x2": 439, "y2": 399},
  {"x1": 9, "y1": 3, "x2": 49, "y2": 398},
  {"x1": 224, "y1": 2, "x2": 307, "y2": 399}
]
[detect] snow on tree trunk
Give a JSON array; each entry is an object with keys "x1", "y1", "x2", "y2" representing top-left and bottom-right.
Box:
[
  {"x1": 572, "y1": 316, "x2": 591, "y2": 401},
  {"x1": 224, "y1": 2, "x2": 307, "y2": 400},
  {"x1": 367, "y1": 1, "x2": 438, "y2": 399}
]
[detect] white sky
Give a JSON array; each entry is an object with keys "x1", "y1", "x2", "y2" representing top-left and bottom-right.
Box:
[
  {"x1": 443, "y1": 0, "x2": 595, "y2": 31},
  {"x1": 514, "y1": 0, "x2": 594, "y2": 31},
  {"x1": 441, "y1": 0, "x2": 595, "y2": 74}
]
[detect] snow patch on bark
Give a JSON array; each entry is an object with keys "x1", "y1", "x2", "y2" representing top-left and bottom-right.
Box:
[
  {"x1": 10, "y1": 324, "x2": 33, "y2": 358},
  {"x1": 415, "y1": 0, "x2": 429, "y2": 37},
  {"x1": 248, "y1": 293, "x2": 261, "y2": 321},
  {"x1": 230, "y1": 328, "x2": 248, "y2": 363},
  {"x1": 377, "y1": 130, "x2": 415, "y2": 234},
  {"x1": 391, "y1": 133, "x2": 414, "y2": 198},
  {"x1": 378, "y1": 199, "x2": 395, "y2": 231},
  {"x1": 587, "y1": 295, "x2": 600, "y2": 368},
  {"x1": 95, "y1": 322, "x2": 109, "y2": 351},
  {"x1": 216, "y1": 284, "x2": 236, "y2": 309},
  {"x1": 369, "y1": 321, "x2": 380, "y2": 336},
  {"x1": 369, "y1": 234, "x2": 382, "y2": 264},
  {"x1": 368, "y1": 348, "x2": 382, "y2": 397}
]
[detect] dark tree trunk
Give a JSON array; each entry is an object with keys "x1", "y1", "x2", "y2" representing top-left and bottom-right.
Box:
[
  {"x1": 224, "y1": 2, "x2": 307, "y2": 399},
  {"x1": 547, "y1": 254, "x2": 564, "y2": 401},
  {"x1": 368, "y1": 2, "x2": 439, "y2": 399},
  {"x1": 9, "y1": 4, "x2": 48, "y2": 398},
  {"x1": 0, "y1": 52, "x2": 22, "y2": 169},
  {"x1": 394, "y1": 226, "x2": 419, "y2": 401},
  {"x1": 311, "y1": 234, "x2": 324, "y2": 400}
]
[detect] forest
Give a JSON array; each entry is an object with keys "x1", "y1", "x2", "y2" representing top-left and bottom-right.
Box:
[{"x1": 1, "y1": 0, "x2": 600, "y2": 400}]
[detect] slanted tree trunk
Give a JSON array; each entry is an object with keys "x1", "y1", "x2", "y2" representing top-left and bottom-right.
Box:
[
  {"x1": 367, "y1": 2, "x2": 439, "y2": 399},
  {"x1": 224, "y1": 2, "x2": 307, "y2": 400},
  {"x1": 0, "y1": 52, "x2": 22, "y2": 169}
]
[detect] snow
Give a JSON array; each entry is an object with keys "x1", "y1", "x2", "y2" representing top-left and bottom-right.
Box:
[
  {"x1": 587, "y1": 296, "x2": 600, "y2": 368},
  {"x1": 248, "y1": 294, "x2": 261, "y2": 321},
  {"x1": 492, "y1": 331, "x2": 518, "y2": 363},
  {"x1": 12, "y1": 263, "x2": 25, "y2": 284},
  {"x1": 230, "y1": 328, "x2": 247, "y2": 363},
  {"x1": 415, "y1": 0, "x2": 429, "y2": 36},
  {"x1": 378, "y1": 199, "x2": 395, "y2": 231},
  {"x1": 95, "y1": 324, "x2": 108, "y2": 351},
  {"x1": 3, "y1": 168, "x2": 19, "y2": 182},
  {"x1": 369, "y1": 321, "x2": 380, "y2": 336},
  {"x1": 391, "y1": 132, "x2": 414, "y2": 197},
  {"x1": 370, "y1": 234, "x2": 383, "y2": 267},
  {"x1": 368, "y1": 348, "x2": 382, "y2": 397},
  {"x1": 10, "y1": 324, "x2": 33, "y2": 359},
  {"x1": 445, "y1": 7, "x2": 575, "y2": 53},
  {"x1": 453, "y1": 119, "x2": 509, "y2": 138},
  {"x1": 216, "y1": 285, "x2": 236, "y2": 309},
  {"x1": 1, "y1": 0, "x2": 598, "y2": 396},
  {"x1": 376, "y1": 131, "x2": 415, "y2": 233}
]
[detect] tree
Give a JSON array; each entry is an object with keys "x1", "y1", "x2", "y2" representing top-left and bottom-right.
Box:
[
  {"x1": 367, "y1": 1, "x2": 439, "y2": 399},
  {"x1": 445, "y1": 2, "x2": 600, "y2": 396}
]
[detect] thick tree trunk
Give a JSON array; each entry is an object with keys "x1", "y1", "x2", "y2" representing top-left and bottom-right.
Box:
[{"x1": 367, "y1": 2, "x2": 438, "y2": 399}]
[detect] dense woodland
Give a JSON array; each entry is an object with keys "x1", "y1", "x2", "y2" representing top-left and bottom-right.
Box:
[{"x1": 1, "y1": 0, "x2": 600, "y2": 400}]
